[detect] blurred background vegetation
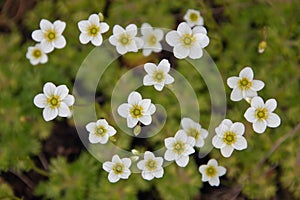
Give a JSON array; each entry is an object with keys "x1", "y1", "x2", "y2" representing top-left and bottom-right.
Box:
[{"x1": 0, "y1": 0, "x2": 300, "y2": 199}]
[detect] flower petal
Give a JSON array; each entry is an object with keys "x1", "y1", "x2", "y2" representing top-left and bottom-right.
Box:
[
  {"x1": 164, "y1": 149, "x2": 175, "y2": 161},
  {"x1": 43, "y1": 82, "x2": 56, "y2": 98},
  {"x1": 149, "y1": 104, "x2": 156, "y2": 115},
  {"x1": 86, "y1": 122, "x2": 96, "y2": 132},
  {"x1": 89, "y1": 133, "x2": 101, "y2": 143},
  {"x1": 102, "y1": 161, "x2": 113, "y2": 172},
  {"x1": 230, "y1": 122, "x2": 245, "y2": 135},
  {"x1": 117, "y1": 103, "x2": 130, "y2": 118},
  {"x1": 165, "y1": 74, "x2": 174, "y2": 85},
  {"x1": 193, "y1": 26, "x2": 207, "y2": 34},
  {"x1": 175, "y1": 130, "x2": 188, "y2": 141},
  {"x1": 34, "y1": 94, "x2": 47, "y2": 108},
  {"x1": 152, "y1": 168, "x2": 164, "y2": 178},
  {"x1": 176, "y1": 155, "x2": 189, "y2": 167},
  {"x1": 107, "y1": 126, "x2": 117, "y2": 136},
  {"x1": 173, "y1": 44, "x2": 189, "y2": 59},
  {"x1": 108, "y1": 172, "x2": 120, "y2": 183},
  {"x1": 165, "y1": 31, "x2": 180, "y2": 47},
  {"x1": 177, "y1": 22, "x2": 192, "y2": 34},
  {"x1": 230, "y1": 88, "x2": 243, "y2": 101},
  {"x1": 128, "y1": 91, "x2": 142, "y2": 105},
  {"x1": 267, "y1": 113, "x2": 281, "y2": 128},
  {"x1": 227, "y1": 77, "x2": 239, "y2": 89},
  {"x1": 137, "y1": 160, "x2": 145, "y2": 170},
  {"x1": 181, "y1": 118, "x2": 194, "y2": 130},
  {"x1": 100, "y1": 22, "x2": 109, "y2": 33},
  {"x1": 209, "y1": 176, "x2": 220, "y2": 186},
  {"x1": 207, "y1": 159, "x2": 218, "y2": 166},
  {"x1": 88, "y1": 14, "x2": 100, "y2": 25},
  {"x1": 251, "y1": 96, "x2": 265, "y2": 108},
  {"x1": 189, "y1": 43, "x2": 203, "y2": 59},
  {"x1": 154, "y1": 84, "x2": 164, "y2": 91},
  {"x1": 122, "y1": 158, "x2": 132, "y2": 168},
  {"x1": 139, "y1": 99, "x2": 151, "y2": 111},
  {"x1": 127, "y1": 117, "x2": 138, "y2": 128},
  {"x1": 217, "y1": 166, "x2": 226, "y2": 176},
  {"x1": 144, "y1": 63, "x2": 157, "y2": 75},
  {"x1": 113, "y1": 25, "x2": 125, "y2": 35},
  {"x1": 142, "y1": 171, "x2": 154, "y2": 180},
  {"x1": 265, "y1": 99, "x2": 277, "y2": 112},
  {"x1": 253, "y1": 120, "x2": 267, "y2": 134},
  {"x1": 54, "y1": 36, "x2": 66, "y2": 49},
  {"x1": 43, "y1": 106, "x2": 58, "y2": 121},
  {"x1": 232, "y1": 136, "x2": 247, "y2": 150},
  {"x1": 126, "y1": 24, "x2": 137, "y2": 37},
  {"x1": 78, "y1": 20, "x2": 89, "y2": 32},
  {"x1": 40, "y1": 19, "x2": 53, "y2": 30},
  {"x1": 91, "y1": 34, "x2": 103, "y2": 46},
  {"x1": 41, "y1": 41, "x2": 54, "y2": 53},
  {"x1": 239, "y1": 67, "x2": 253, "y2": 80},
  {"x1": 139, "y1": 115, "x2": 152, "y2": 125},
  {"x1": 244, "y1": 107, "x2": 256, "y2": 123},
  {"x1": 220, "y1": 145, "x2": 234, "y2": 158},
  {"x1": 32, "y1": 30, "x2": 44, "y2": 42},
  {"x1": 196, "y1": 33, "x2": 209, "y2": 48},
  {"x1": 58, "y1": 102, "x2": 71, "y2": 117},
  {"x1": 79, "y1": 33, "x2": 91, "y2": 44},
  {"x1": 53, "y1": 20, "x2": 66, "y2": 34},
  {"x1": 63, "y1": 95, "x2": 75, "y2": 106},
  {"x1": 251, "y1": 80, "x2": 265, "y2": 91},
  {"x1": 158, "y1": 59, "x2": 170, "y2": 73},
  {"x1": 143, "y1": 75, "x2": 155, "y2": 86},
  {"x1": 55, "y1": 85, "x2": 69, "y2": 99},
  {"x1": 212, "y1": 135, "x2": 225, "y2": 148},
  {"x1": 164, "y1": 137, "x2": 175, "y2": 149}
]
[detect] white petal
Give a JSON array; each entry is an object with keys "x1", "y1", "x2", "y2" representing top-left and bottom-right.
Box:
[
  {"x1": 41, "y1": 41, "x2": 54, "y2": 53},
  {"x1": 158, "y1": 59, "x2": 170, "y2": 73},
  {"x1": 137, "y1": 160, "x2": 145, "y2": 170},
  {"x1": 62, "y1": 95, "x2": 75, "y2": 106},
  {"x1": 154, "y1": 29, "x2": 164, "y2": 41},
  {"x1": 164, "y1": 150, "x2": 175, "y2": 161},
  {"x1": 239, "y1": 67, "x2": 253, "y2": 80},
  {"x1": 189, "y1": 43, "x2": 203, "y2": 59},
  {"x1": 220, "y1": 145, "x2": 234, "y2": 158},
  {"x1": 230, "y1": 88, "x2": 243, "y2": 101},
  {"x1": 217, "y1": 166, "x2": 226, "y2": 176},
  {"x1": 58, "y1": 102, "x2": 71, "y2": 117},
  {"x1": 165, "y1": 74, "x2": 174, "y2": 85},
  {"x1": 199, "y1": 165, "x2": 207, "y2": 174},
  {"x1": 107, "y1": 126, "x2": 117, "y2": 136},
  {"x1": 113, "y1": 25, "x2": 125, "y2": 35},
  {"x1": 139, "y1": 115, "x2": 152, "y2": 125},
  {"x1": 251, "y1": 96, "x2": 265, "y2": 108},
  {"x1": 55, "y1": 85, "x2": 69, "y2": 99},
  {"x1": 128, "y1": 91, "x2": 142, "y2": 105},
  {"x1": 126, "y1": 24, "x2": 137, "y2": 37},
  {"x1": 139, "y1": 99, "x2": 151, "y2": 111},
  {"x1": 108, "y1": 35, "x2": 117, "y2": 45},
  {"x1": 200, "y1": 129, "x2": 209, "y2": 139},
  {"x1": 116, "y1": 44, "x2": 127, "y2": 55},
  {"x1": 265, "y1": 99, "x2": 277, "y2": 112},
  {"x1": 91, "y1": 34, "x2": 103, "y2": 46},
  {"x1": 212, "y1": 135, "x2": 225, "y2": 148},
  {"x1": 230, "y1": 122, "x2": 245, "y2": 135},
  {"x1": 154, "y1": 84, "x2": 164, "y2": 91},
  {"x1": 143, "y1": 75, "x2": 155, "y2": 86},
  {"x1": 144, "y1": 63, "x2": 157, "y2": 75},
  {"x1": 134, "y1": 37, "x2": 144, "y2": 49},
  {"x1": 176, "y1": 155, "x2": 189, "y2": 167},
  {"x1": 122, "y1": 158, "x2": 132, "y2": 168},
  {"x1": 227, "y1": 77, "x2": 239, "y2": 88},
  {"x1": 164, "y1": 137, "x2": 175, "y2": 149},
  {"x1": 142, "y1": 49, "x2": 152, "y2": 57},
  {"x1": 184, "y1": 145, "x2": 195, "y2": 156},
  {"x1": 34, "y1": 94, "x2": 47, "y2": 108},
  {"x1": 253, "y1": 120, "x2": 267, "y2": 134},
  {"x1": 108, "y1": 172, "x2": 120, "y2": 183},
  {"x1": 88, "y1": 14, "x2": 100, "y2": 25},
  {"x1": 40, "y1": 19, "x2": 53, "y2": 30},
  {"x1": 43, "y1": 106, "x2": 58, "y2": 121},
  {"x1": 112, "y1": 155, "x2": 122, "y2": 163},
  {"x1": 155, "y1": 157, "x2": 164, "y2": 167},
  {"x1": 209, "y1": 176, "x2": 220, "y2": 186},
  {"x1": 232, "y1": 136, "x2": 247, "y2": 150},
  {"x1": 165, "y1": 31, "x2": 180, "y2": 47},
  {"x1": 251, "y1": 80, "x2": 265, "y2": 91},
  {"x1": 89, "y1": 133, "x2": 101, "y2": 143},
  {"x1": 53, "y1": 20, "x2": 66, "y2": 34},
  {"x1": 244, "y1": 107, "x2": 256, "y2": 123},
  {"x1": 100, "y1": 22, "x2": 109, "y2": 33},
  {"x1": 43, "y1": 82, "x2": 56, "y2": 98},
  {"x1": 79, "y1": 33, "x2": 91, "y2": 44},
  {"x1": 120, "y1": 168, "x2": 131, "y2": 179},
  {"x1": 85, "y1": 122, "x2": 96, "y2": 132},
  {"x1": 32, "y1": 30, "x2": 44, "y2": 42},
  {"x1": 102, "y1": 161, "x2": 113, "y2": 172},
  {"x1": 266, "y1": 113, "x2": 281, "y2": 128},
  {"x1": 127, "y1": 117, "x2": 138, "y2": 128},
  {"x1": 174, "y1": 44, "x2": 189, "y2": 59},
  {"x1": 54, "y1": 36, "x2": 66, "y2": 49},
  {"x1": 201, "y1": 173, "x2": 209, "y2": 182},
  {"x1": 78, "y1": 20, "x2": 89, "y2": 32},
  {"x1": 40, "y1": 54, "x2": 48, "y2": 63},
  {"x1": 243, "y1": 89, "x2": 257, "y2": 99},
  {"x1": 177, "y1": 22, "x2": 192, "y2": 34},
  {"x1": 186, "y1": 136, "x2": 196, "y2": 147},
  {"x1": 152, "y1": 168, "x2": 164, "y2": 178},
  {"x1": 117, "y1": 103, "x2": 130, "y2": 118},
  {"x1": 149, "y1": 104, "x2": 156, "y2": 115},
  {"x1": 144, "y1": 151, "x2": 155, "y2": 160},
  {"x1": 193, "y1": 26, "x2": 207, "y2": 34},
  {"x1": 142, "y1": 171, "x2": 154, "y2": 180},
  {"x1": 175, "y1": 130, "x2": 188, "y2": 141},
  {"x1": 196, "y1": 33, "x2": 209, "y2": 48},
  {"x1": 222, "y1": 119, "x2": 233, "y2": 127},
  {"x1": 125, "y1": 40, "x2": 138, "y2": 52},
  {"x1": 207, "y1": 159, "x2": 218, "y2": 166}
]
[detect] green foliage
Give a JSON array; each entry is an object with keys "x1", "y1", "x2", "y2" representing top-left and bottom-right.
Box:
[{"x1": 0, "y1": 0, "x2": 299, "y2": 199}]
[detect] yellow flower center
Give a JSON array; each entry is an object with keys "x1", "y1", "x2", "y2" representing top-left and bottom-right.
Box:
[
  {"x1": 205, "y1": 166, "x2": 217, "y2": 177},
  {"x1": 173, "y1": 141, "x2": 185, "y2": 155},
  {"x1": 223, "y1": 131, "x2": 237, "y2": 145},
  {"x1": 152, "y1": 70, "x2": 165, "y2": 82},
  {"x1": 47, "y1": 95, "x2": 61, "y2": 108},
  {"x1": 45, "y1": 30, "x2": 56, "y2": 41},
  {"x1": 32, "y1": 49, "x2": 42, "y2": 58},
  {"x1": 113, "y1": 163, "x2": 124, "y2": 174},
  {"x1": 119, "y1": 34, "x2": 131, "y2": 45},
  {"x1": 238, "y1": 78, "x2": 252, "y2": 90},
  {"x1": 180, "y1": 34, "x2": 195, "y2": 47},
  {"x1": 147, "y1": 34, "x2": 157, "y2": 46},
  {"x1": 189, "y1": 13, "x2": 199, "y2": 22},
  {"x1": 187, "y1": 128, "x2": 200, "y2": 140},
  {"x1": 145, "y1": 159, "x2": 157, "y2": 171},
  {"x1": 88, "y1": 25, "x2": 100, "y2": 36},
  {"x1": 130, "y1": 105, "x2": 143, "y2": 118},
  {"x1": 94, "y1": 125, "x2": 107, "y2": 137},
  {"x1": 255, "y1": 108, "x2": 268, "y2": 120}
]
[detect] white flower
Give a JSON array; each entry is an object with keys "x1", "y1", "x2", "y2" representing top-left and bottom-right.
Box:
[
  {"x1": 183, "y1": 9, "x2": 204, "y2": 27},
  {"x1": 109, "y1": 24, "x2": 144, "y2": 55},
  {"x1": 26, "y1": 44, "x2": 48, "y2": 65},
  {"x1": 165, "y1": 22, "x2": 209, "y2": 59},
  {"x1": 143, "y1": 59, "x2": 174, "y2": 91},
  {"x1": 32, "y1": 19, "x2": 66, "y2": 53},
  {"x1": 212, "y1": 119, "x2": 247, "y2": 158},
  {"x1": 77, "y1": 14, "x2": 109, "y2": 46},
  {"x1": 199, "y1": 159, "x2": 226, "y2": 186},
  {"x1": 227, "y1": 67, "x2": 265, "y2": 101},
  {"x1": 33, "y1": 82, "x2": 75, "y2": 121},
  {"x1": 85, "y1": 119, "x2": 116, "y2": 144},
  {"x1": 137, "y1": 151, "x2": 164, "y2": 180},
  {"x1": 164, "y1": 130, "x2": 195, "y2": 167},
  {"x1": 244, "y1": 96, "x2": 281, "y2": 134},
  {"x1": 103, "y1": 155, "x2": 131, "y2": 183},
  {"x1": 180, "y1": 118, "x2": 208, "y2": 148},
  {"x1": 117, "y1": 91, "x2": 156, "y2": 128},
  {"x1": 140, "y1": 23, "x2": 164, "y2": 56}
]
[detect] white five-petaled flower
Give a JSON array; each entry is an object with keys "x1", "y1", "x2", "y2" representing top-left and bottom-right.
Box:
[
  {"x1": 103, "y1": 155, "x2": 131, "y2": 183},
  {"x1": 165, "y1": 22, "x2": 209, "y2": 59},
  {"x1": 143, "y1": 59, "x2": 175, "y2": 91},
  {"x1": 32, "y1": 19, "x2": 66, "y2": 53},
  {"x1": 109, "y1": 24, "x2": 144, "y2": 55},
  {"x1": 183, "y1": 9, "x2": 204, "y2": 27},
  {"x1": 85, "y1": 119, "x2": 116, "y2": 144},
  {"x1": 180, "y1": 118, "x2": 208, "y2": 148},
  {"x1": 117, "y1": 91, "x2": 156, "y2": 128},
  {"x1": 140, "y1": 23, "x2": 164, "y2": 56},
  {"x1": 164, "y1": 130, "x2": 195, "y2": 167},
  {"x1": 33, "y1": 82, "x2": 75, "y2": 121},
  {"x1": 244, "y1": 96, "x2": 281, "y2": 134},
  {"x1": 199, "y1": 159, "x2": 226, "y2": 186},
  {"x1": 26, "y1": 44, "x2": 48, "y2": 65},
  {"x1": 227, "y1": 67, "x2": 265, "y2": 101},
  {"x1": 78, "y1": 13, "x2": 109, "y2": 46},
  {"x1": 137, "y1": 151, "x2": 164, "y2": 180},
  {"x1": 212, "y1": 119, "x2": 247, "y2": 158}
]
